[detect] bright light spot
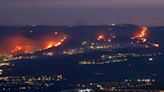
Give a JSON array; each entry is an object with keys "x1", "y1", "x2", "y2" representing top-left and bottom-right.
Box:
[
  {"x1": 30, "y1": 30, "x2": 33, "y2": 33},
  {"x1": 111, "y1": 24, "x2": 116, "y2": 26},
  {"x1": 54, "y1": 32, "x2": 58, "y2": 35},
  {"x1": 0, "y1": 69, "x2": 3, "y2": 75},
  {"x1": 108, "y1": 39, "x2": 111, "y2": 42},
  {"x1": 149, "y1": 58, "x2": 153, "y2": 61},
  {"x1": 153, "y1": 43, "x2": 159, "y2": 48}
]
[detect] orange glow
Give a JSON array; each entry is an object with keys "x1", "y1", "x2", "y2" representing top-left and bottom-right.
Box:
[
  {"x1": 96, "y1": 32, "x2": 116, "y2": 43},
  {"x1": 45, "y1": 42, "x2": 62, "y2": 49},
  {"x1": 46, "y1": 42, "x2": 54, "y2": 49},
  {"x1": 44, "y1": 35, "x2": 67, "y2": 49},
  {"x1": 11, "y1": 45, "x2": 31, "y2": 54},
  {"x1": 133, "y1": 26, "x2": 148, "y2": 39},
  {"x1": 0, "y1": 32, "x2": 69, "y2": 55},
  {"x1": 4, "y1": 35, "x2": 35, "y2": 54},
  {"x1": 131, "y1": 26, "x2": 161, "y2": 48},
  {"x1": 0, "y1": 32, "x2": 68, "y2": 55},
  {"x1": 97, "y1": 34, "x2": 105, "y2": 41},
  {"x1": 54, "y1": 42, "x2": 62, "y2": 47}
]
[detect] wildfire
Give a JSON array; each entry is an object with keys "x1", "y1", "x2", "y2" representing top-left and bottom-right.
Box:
[
  {"x1": 131, "y1": 26, "x2": 160, "y2": 48},
  {"x1": 3, "y1": 35, "x2": 35, "y2": 54},
  {"x1": 0, "y1": 32, "x2": 68, "y2": 55},
  {"x1": 45, "y1": 36, "x2": 67, "y2": 49},
  {"x1": 11, "y1": 45, "x2": 31, "y2": 54},
  {"x1": 46, "y1": 42, "x2": 54, "y2": 49},
  {"x1": 133, "y1": 26, "x2": 148, "y2": 39},
  {"x1": 45, "y1": 42, "x2": 62, "y2": 49}
]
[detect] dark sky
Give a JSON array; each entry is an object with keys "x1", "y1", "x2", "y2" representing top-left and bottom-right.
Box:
[{"x1": 0, "y1": 0, "x2": 164, "y2": 26}]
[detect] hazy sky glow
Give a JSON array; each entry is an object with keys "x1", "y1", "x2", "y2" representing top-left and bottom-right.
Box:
[{"x1": 0, "y1": 0, "x2": 164, "y2": 25}]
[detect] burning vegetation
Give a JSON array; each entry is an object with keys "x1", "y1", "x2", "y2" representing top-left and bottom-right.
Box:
[
  {"x1": 44, "y1": 34, "x2": 67, "y2": 49},
  {"x1": 131, "y1": 26, "x2": 160, "y2": 48},
  {"x1": 1, "y1": 32, "x2": 68, "y2": 55},
  {"x1": 133, "y1": 26, "x2": 148, "y2": 39},
  {"x1": 5, "y1": 35, "x2": 35, "y2": 54}
]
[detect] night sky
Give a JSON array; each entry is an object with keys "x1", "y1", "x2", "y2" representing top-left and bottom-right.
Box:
[{"x1": 0, "y1": 0, "x2": 164, "y2": 26}]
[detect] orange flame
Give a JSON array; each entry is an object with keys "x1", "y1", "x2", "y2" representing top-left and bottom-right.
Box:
[
  {"x1": 45, "y1": 36, "x2": 67, "y2": 49},
  {"x1": 134, "y1": 26, "x2": 148, "y2": 39},
  {"x1": 46, "y1": 42, "x2": 54, "y2": 49}
]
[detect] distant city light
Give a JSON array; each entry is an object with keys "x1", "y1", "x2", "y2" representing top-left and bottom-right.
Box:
[
  {"x1": 153, "y1": 43, "x2": 159, "y2": 48},
  {"x1": 148, "y1": 57, "x2": 153, "y2": 61}
]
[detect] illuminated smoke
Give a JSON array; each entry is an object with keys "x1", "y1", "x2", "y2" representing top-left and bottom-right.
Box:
[
  {"x1": 11, "y1": 45, "x2": 31, "y2": 54},
  {"x1": 4, "y1": 35, "x2": 35, "y2": 54}
]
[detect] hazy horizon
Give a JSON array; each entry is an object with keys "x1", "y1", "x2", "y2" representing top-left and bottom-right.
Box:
[{"x1": 0, "y1": 0, "x2": 164, "y2": 26}]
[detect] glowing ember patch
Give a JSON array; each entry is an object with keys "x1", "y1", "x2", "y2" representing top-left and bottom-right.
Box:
[{"x1": 11, "y1": 45, "x2": 31, "y2": 53}]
